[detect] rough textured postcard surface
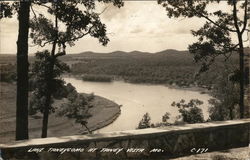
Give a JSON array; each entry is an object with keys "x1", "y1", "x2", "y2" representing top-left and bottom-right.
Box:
[{"x1": 0, "y1": 0, "x2": 250, "y2": 159}]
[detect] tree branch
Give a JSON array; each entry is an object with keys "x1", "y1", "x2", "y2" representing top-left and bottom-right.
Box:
[
  {"x1": 232, "y1": 0, "x2": 241, "y2": 34},
  {"x1": 243, "y1": 36, "x2": 249, "y2": 43},
  {"x1": 240, "y1": 0, "x2": 248, "y2": 34},
  {"x1": 54, "y1": 51, "x2": 66, "y2": 58},
  {"x1": 224, "y1": 51, "x2": 234, "y2": 61},
  {"x1": 66, "y1": 25, "x2": 94, "y2": 42},
  {"x1": 40, "y1": 40, "x2": 53, "y2": 47},
  {"x1": 30, "y1": 4, "x2": 37, "y2": 20},
  {"x1": 51, "y1": 3, "x2": 58, "y2": 57},
  {"x1": 222, "y1": 44, "x2": 239, "y2": 61},
  {"x1": 199, "y1": 14, "x2": 237, "y2": 33},
  {"x1": 176, "y1": 2, "x2": 238, "y2": 32},
  {"x1": 33, "y1": 2, "x2": 52, "y2": 11},
  {"x1": 97, "y1": 6, "x2": 109, "y2": 15}
]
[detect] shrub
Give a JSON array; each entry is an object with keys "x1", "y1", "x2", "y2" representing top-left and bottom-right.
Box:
[
  {"x1": 172, "y1": 99, "x2": 205, "y2": 123},
  {"x1": 162, "y1": 112, "x2": 170, "y2": 123},
  {"x1": 137, "y1": 113, "x2": 151, "y2": 129}
]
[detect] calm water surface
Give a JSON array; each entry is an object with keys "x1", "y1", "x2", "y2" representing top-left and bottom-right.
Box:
[{"x1": 64, "y1": 77, "x2": 212, "y2": 132}]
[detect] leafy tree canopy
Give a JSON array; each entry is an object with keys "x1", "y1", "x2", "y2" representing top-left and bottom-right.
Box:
[
  {"x1": 158, "y1": 0, "x2": 248, "y2": 118},
  {"x1": 158, "y1": 0, "x2": 248, "y2": 72},
  {"x1": 29, "y1": 0, "x2": 123, "y2": 52}
]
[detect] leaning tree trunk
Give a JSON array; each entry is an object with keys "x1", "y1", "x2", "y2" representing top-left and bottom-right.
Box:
[{"x1": 16, "y1": 1, "x2": 30, "y2": 140}]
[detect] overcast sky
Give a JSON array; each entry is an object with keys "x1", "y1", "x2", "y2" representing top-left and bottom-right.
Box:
[{"x1": 0, "y1": 1, "x2": 247, "y2": 54}]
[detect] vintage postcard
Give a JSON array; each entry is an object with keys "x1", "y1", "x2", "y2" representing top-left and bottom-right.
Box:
[{"x1": 0, "y1": 0, "x2": 249, "y2": 159}]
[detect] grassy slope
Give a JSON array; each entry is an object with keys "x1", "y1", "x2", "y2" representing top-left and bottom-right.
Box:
[{"x1": 0, "y1": 82, "x2": 120, "y2": 143}]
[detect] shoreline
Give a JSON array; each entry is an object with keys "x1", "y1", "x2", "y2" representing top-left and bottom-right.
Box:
[
  {"x1": 79, "y1": 94, "x2": 121, "y2": 133},
  {"x1": 0, "y1": 82, "x2": 122, "y2": 143},
  {"x1": 88, "y1": 110, "x2": 121, "y2": 132},
  {"x1": 64, "y1": 74, "x2": 212, "y2": 95}
]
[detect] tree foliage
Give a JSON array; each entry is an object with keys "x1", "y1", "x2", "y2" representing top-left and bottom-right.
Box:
[
  {"x1": 137, "y1": 113, "x2": 152, "y2": 129},
  {"x1": 158, "y1": 0, "x2": 247, "y2": 68},
  {"x1": 158, "y1": 0, "x2": 248, "y2": 118},
  {"x1": 162, "y1": 112, "x2": 170, "y2": 123},
  {"x1": 70, "y1": 52, "x2": 238, "y2": 88},
  {"x1": 0, "y1": 2, "x2": 17, "y2": 19},
  {"x1": 172, "y1": 99, "x2": 205, "y2": 123},
  {"x1": 28, "y1": 0, "x2": 123, "y2": 137},
  {"x1": 208, "y1": 69, "x2": 240, "y2": 121},
  {"x1": 29, "y1": 50, "x2": 70, "y2": 115},
  {"x1": 30, "y1": 0, "x2": 123, "y2": 50},
  {"x1": 0, "y1": 0, "x2": 123, "y2": 139},
  {"x1": 58, "y1": 92, "x2": 93, "y2": 134}
]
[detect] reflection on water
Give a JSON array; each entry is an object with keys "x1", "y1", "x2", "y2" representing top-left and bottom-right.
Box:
[{"x1": 64, "y1": 77, "x2": 212, "y2": 132}]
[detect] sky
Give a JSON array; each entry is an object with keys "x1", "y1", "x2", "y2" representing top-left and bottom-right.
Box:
[{"x1": 0, "y1": 1, "x2": 248, "y2": 54}]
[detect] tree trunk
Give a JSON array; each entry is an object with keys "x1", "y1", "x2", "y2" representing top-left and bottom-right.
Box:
[
  {"x1": 41, "y1": 36, "x2": 57, "y2": 138},
  {"x1": 232, "y1": 0, "x2": 245, "y2": 118},
  {"x1": 41, "y1": 3, "x2": 58, "y2": 137},
  {"x1": 234, "y1": 26, "x2": 244, "y2": 119},
  {"x1": 41, "y1": 73, "x2": 52, "y2": 138},
  {"x1": 229, "y1": 107, "x2": 233, "y2": 120},
  {"x1": 238, "y1": 39, "x2": 245, "y2": 118},
  {"x1": 83, "y1": 124, "x2": 92, "y2": 134},
  {"x1": 16, "y1": 1, "x2": 30, "y2": 140},
  {"x1": 41, "y1": 56, "x2": 55, "y2": 138}
]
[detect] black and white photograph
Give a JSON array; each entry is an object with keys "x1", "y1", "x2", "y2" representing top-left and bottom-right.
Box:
[{"x1": 0, "y1": 0, "x2": 250, "y2": 159}]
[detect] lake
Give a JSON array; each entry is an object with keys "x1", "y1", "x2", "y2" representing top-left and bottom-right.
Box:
[{"x1": 64, "y1": 77, "x2": 212, "y2": 132}]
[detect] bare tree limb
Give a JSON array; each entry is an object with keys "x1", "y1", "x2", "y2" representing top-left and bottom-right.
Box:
[
  {"x1": 97, "y1": 6, "x2": 109, "y2": 15},
  {"x1": 30, "y1": 4, "x2": 37, "y2": 20},
  {"x1": 40, "y1": 40, "x2": 53, "y2": 47},
  {"x1": 33, "y1": 2, "x2": 52, "y2": 11},
  {"x1": 243, "y1": 36, "x2": 249, "y2": 43},
  {"x1": 240, "y1": 0, "x2": 248, "y2": 35},
  {"x1": 65, "y1": 25, "x2": 94, "y2": 42},
  {"x1": 199, "y1": 13, "x2": 237, "y2": 33},
  {"x1": 232, "y1": 0, "x2": 241, "y2": 34},
  {"x1": 177, "y1": 2, "x2": 238, "y2": 32},
  {"x1": 223, "y1": 44, "x2": 239, "y2": 61}
]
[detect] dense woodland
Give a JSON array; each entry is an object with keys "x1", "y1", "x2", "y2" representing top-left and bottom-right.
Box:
[
  {"x1": 0, "y1": 50, "x2": 238, "y2": 88},
  {"x1": 67, "y1": 50, "x2": 238, "y2": 88}
]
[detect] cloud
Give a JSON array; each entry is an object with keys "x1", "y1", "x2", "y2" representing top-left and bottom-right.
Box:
[
  {"x1": 0, "y1": 1, "x2": 245, "y2": 54},
  {"x1": 130, "y1": 26, "x2": 144, "y2": 34}
]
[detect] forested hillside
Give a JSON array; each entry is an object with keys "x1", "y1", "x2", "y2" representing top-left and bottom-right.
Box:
[
  {"x1": 67, "y1": 50, "x2": 238, "y2": 88},
  {"x1": 0, "y1": 50, "x2": 238, "y2": 88}
]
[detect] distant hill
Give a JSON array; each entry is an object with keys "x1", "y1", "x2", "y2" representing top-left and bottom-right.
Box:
[
  {"x1": 0, "y1": 49, "x2": 190, "y2": 62},
  {"x1": 106, "y1": 51, "x2": 151, "y2": 57},
  {"x1": 155, "y1": 49, "x2": 189, "y2": 56},
  {"x1": 68, "y1": 49, "x2": 188, "y2": 59}
]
